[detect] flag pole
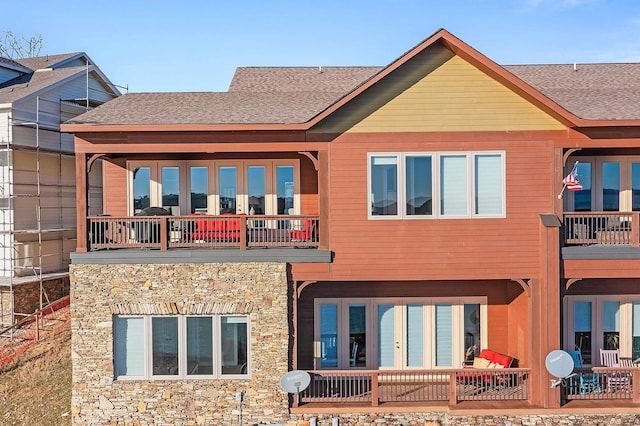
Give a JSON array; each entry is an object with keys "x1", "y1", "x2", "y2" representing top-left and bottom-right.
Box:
[{"x1": 557, "y1": 161, "x2": 579, "y2": 199}]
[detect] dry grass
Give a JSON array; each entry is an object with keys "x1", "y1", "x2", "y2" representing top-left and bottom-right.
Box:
[{"x1": 0, "y1": 324, "x2": 71, "y2": 426}]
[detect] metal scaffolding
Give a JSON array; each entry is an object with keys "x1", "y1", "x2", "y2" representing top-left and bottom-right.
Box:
[{"x1": 0, "y1": 96, "x2": 88, "y2": 337}]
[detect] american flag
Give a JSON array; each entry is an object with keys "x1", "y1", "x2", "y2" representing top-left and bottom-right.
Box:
[{"x1": 562, "y1": 169, "x2": 583, "y2": 191}]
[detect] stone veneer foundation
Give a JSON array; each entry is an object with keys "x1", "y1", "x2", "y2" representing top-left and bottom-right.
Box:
[{"x1": 69, "y1": 262, "x2": 290, "y2": 426}]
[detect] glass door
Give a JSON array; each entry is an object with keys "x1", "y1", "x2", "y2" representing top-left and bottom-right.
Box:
[
  {"x1": 217, "y1": 164, "x2": 241, "y2": 214},
  {"x1": 246, "y1": 165, "x2": 266, "y2": 216},
  {"x1": 161, "y1": 166, "x2": 181, "y2": 215},
  {"x1": 348, "y1": 303, "x2": 367, "y2": 368}
]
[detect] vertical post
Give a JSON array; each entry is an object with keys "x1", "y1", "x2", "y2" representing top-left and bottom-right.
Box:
[
  {"x1": 239, "y1": 215, "x2": 247, "y2": 250},
  {"x1": 160, "y1": 218, "x2": 168, "y2": 251},
  {"x1": 534, "y1": 213, "x2": 562, "y2": 408},
  {"x1": 75, "y1": 149, "x2": 88, "y2": 252},
  {"x1": 449, "y1": 371, "x2": 458, "y2": 405},
  {"x1": 370, "y1": 372, "x2": 379, "y2": 407},
  {"x1": 317, "y1": 151, "x2": 329, "y2": 250},
  {"x1": 632, "y1": 212, "x2": 639, "y2": 247},
  {"x1": 633, "y1": 370, "x2": 640, "y2": 403},
  {"x1": 35, "y1": 311, "x2": 40, "y2": 341}
]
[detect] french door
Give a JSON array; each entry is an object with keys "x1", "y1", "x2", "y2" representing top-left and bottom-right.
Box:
[
  {"x1": 215, "y1": 160, "x2": 298, "y2": 215},
  {"x1": 566, "y1": 295, "x2": 640, "y2": 365},
  {"x1": 315, "y1": 297, "x2": 486, "y2": 370},
  {"x1": 565, "y1": 156, "x2": 640, "y2": 212}
]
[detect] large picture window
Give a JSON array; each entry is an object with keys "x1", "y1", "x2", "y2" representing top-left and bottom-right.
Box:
[
  {"x1": 368, "y1": 152, "x2": 505, "y2": 219},
  {"x1": 314, "y1": 297, "x2": 487, "y2": 370},
  {"x1": 113, "y1": 315, "x2": 249, "y2": 380}
]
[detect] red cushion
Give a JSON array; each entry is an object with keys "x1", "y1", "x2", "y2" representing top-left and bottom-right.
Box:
[
  {"x1": 478, "y1": 349, "x2": 495, "y2": 362},
  {"x1": 492, "y1": 353, "x2": 513, "y2": 367}
]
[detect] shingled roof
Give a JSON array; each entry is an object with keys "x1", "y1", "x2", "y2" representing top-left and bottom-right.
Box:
[
  {"x1": 16, "y1": 52, "x2": 84, "y2": 71},
  {"x1": 505, "y1": 63, "x2": 640, "y2": 121},
  {"x1": 65, "y1": 31, "x2": 640, "y2": 128},
  {"x1": 0, "y1": 66, "x2": 88, "y2": 103},
  {"x1": 69, "y1": 66, "x2": 383, "y2": 125}
]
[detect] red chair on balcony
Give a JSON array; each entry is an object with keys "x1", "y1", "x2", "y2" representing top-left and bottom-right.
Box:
[{"x1": 288, "y1": 215, "x2": 318, "y2": 243}]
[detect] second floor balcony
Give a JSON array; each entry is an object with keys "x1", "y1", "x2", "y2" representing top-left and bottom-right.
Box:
[
  {"x1": 84, "y1": 212, "x2": 321, "y2": 251},
  {"x1": 563, "y1": 212, "x2": 640, "y2": 247}
]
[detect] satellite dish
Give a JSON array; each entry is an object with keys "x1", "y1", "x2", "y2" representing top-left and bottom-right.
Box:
[
  {"x1": 545, "y1": 350, "x2": 576, "y2": 387},
  {"x1": 280, "y1": 370, "x2": 311, "y2": 394}
]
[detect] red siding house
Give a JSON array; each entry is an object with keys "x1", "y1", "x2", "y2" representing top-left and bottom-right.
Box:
[{"x1": 62, "y1": 29, "x2": 640, "y2": 425}]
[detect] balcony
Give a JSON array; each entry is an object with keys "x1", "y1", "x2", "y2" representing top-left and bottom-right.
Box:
[
  {"x1": 563, "y1": 366, "x2": 640, "y2": 403},
  {"x1": 563, "y1": 212, "x2": 640, "y2": 247},
  {"x1": 72, "y1": 214, "x2": 331, "y2": 265},
  {"x1": 86, "y1": 214, "x2": 320, "y2": 251},
  {"x1": 296, "y1": 368, "x2": 531, "y2": 407},
  {"x1": 295, "y1": 367, "x2": 640, "y2": 408},
  {"x1": 562, "y1": 212, "x2": 640, "y2": 262}
]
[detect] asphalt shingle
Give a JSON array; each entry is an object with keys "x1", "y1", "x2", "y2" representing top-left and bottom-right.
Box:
[{"x1": 68, "y1": 62, "x2": 640, "y2": 126}]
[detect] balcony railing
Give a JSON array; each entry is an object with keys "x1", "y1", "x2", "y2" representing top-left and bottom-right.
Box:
[
  {"x1": 563, "y1": 212, "x2": 640, "y2": 246},
  {"x1": 87, "y1": 214, "x2": 319, "y2": 251},
  {"x1": 563, "y1": 367, "x2": 640, "y2": 402},
  {"x1": 298, "y1": 368, "x2": 530, "y2": 407}
]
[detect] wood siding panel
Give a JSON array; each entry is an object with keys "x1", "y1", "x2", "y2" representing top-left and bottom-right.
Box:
[
  {"x1": 299, "y1": 155, "x2": 318, "y2": 214},
  {"x1": 347, "y1": 55, "x2": 564, "y2": 133},
  {"x1": 327, "y1": 133, "x2": 555, "y2": 281},
  {"x1": 564, "y1": 259, "x2": 640, "y2": 279},
  {"x1": 102, "y1": 160, "x2": 128, "y2": 216}
]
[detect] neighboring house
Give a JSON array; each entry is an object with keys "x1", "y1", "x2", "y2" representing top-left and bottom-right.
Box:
[
  {"x1": 0, "y1": 53, "x2": 119, "y2": 331},
  {"x1": 62, "y1": 29, "x2": 640, "y2": 425}
]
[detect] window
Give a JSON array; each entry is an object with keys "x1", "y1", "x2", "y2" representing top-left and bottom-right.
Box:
[
  {"x1": 128, "y1": 160, "x2": 299, "y2": 216},
  {"x1": 370, "y1": 156, "x2": 398, "y2": 216},
  {"x1": 315, "y1": 297, "x2": 487, "y2": 369},
  {"x1": 113, "y1": 315, "x2": 249, "y2": 380},
  {"x1": 368, "y1": 152, "x2": 505, "y2": 219}
]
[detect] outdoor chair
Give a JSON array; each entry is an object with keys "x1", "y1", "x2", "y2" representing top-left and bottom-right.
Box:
[
  {"x1": 289, "y1": 216, "x2": 318, "y2": 242},
  {"x1": 600, "y1": 348, "x2": 630, "y2": 392},
  {"x1": 568, "y1": 350, "x2": 600, "y2": 394},
  {"x1": 600, "y1": 348, "x2": 620, "y2": 367}
]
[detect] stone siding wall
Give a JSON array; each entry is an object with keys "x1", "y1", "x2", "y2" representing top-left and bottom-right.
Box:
[{"x1": 69, "y1": 262, "x2": 290, "y2": 426}]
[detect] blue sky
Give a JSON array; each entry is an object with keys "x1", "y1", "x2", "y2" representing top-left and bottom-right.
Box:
[{"x1": 3, "y1": 0, "x2": 640, "y2": 93}]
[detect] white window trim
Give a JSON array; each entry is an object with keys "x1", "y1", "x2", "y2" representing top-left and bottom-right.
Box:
[
  {"x1": 367, "y1": 151, "x2": 506, "y2": 220},
  {"x1": 113, "y1": 314, "x2": 250, "y2": 381}
]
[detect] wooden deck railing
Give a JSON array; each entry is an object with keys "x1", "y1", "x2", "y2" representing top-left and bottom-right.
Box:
[
  {"x1": 563, "y1": 212, "x2": 640, "y2": 246},
  {"x1": 298, "y1": 368, "x2": 530, "y2": 407},
  {"x1": 563, "y1": 367, "x2": 640, "y2": 402},
  {"x1": 86, "y1": 214, "x2": 319, "y2": 251}
]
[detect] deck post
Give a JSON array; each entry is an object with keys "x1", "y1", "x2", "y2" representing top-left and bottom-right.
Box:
[
  {"x1": 633, "y1": 370, "x2": 640, "y2": 403},
  {"x1": 239, "y1": 216, "x2": 247, "y2": 250},
  {"x1": 449, "y1": 372, "x2": 458, "y2": 405},
  {"x1": 371, "y1": 372, "x2": 379, "y2": 406},
  {"x1": 160, "y1": 219, "x2": 168, "y2": 251},
  {"x1": 632, "y1": 213, "x2": 639, "y2": 247},
  {"x1": 75, "y1": 150, "x2": 88, "y2": 252}
]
